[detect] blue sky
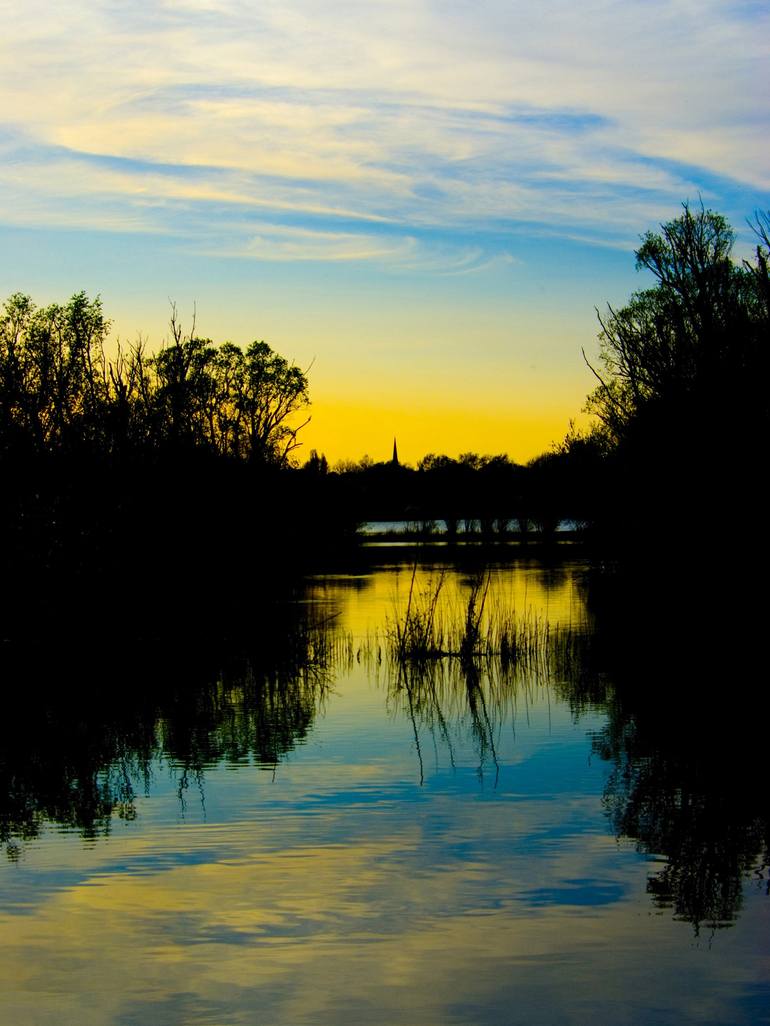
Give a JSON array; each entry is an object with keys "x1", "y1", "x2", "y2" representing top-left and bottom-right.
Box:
[{"x1": 1, "y1": 0, "x2": 768, "y2": 461}]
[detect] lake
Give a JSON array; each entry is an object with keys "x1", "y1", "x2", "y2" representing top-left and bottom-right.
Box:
[{"x1": 1, "y1": 553, "x2": 768, "y2": 1026}]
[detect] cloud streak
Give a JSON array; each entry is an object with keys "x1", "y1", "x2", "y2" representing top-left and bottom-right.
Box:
[{"x1": 0, "y1": 0, "x2": 767, "y2": 266}]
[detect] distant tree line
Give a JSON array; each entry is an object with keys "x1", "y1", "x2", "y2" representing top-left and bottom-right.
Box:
[{"x1": 299, "y1": 443, "x2": 605, "y2": 539}]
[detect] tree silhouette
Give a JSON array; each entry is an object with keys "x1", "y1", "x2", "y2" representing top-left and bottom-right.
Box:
[
  {"x1": 0, "y1": 293, "x2": 322, "y2": 641},
  {"x1": 585, "y1": 204, "x2": 767, "y2": 442},
  {"x1": 0, "y1": 294, "x2": 310, "y2": 466},
  {"x1": 583, "y1": 203, "x2": 770, "y2": 556}
]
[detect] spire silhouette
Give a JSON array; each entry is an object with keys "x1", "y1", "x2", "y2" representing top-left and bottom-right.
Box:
[{"x1": 392, "y1": 437, "x2": 399, "y2": 466}]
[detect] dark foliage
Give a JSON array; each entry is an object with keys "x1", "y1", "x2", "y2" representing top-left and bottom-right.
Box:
[
  {"x1": 0, "y1": 294, "x2": 310, "y2": 464},
  {"x1": 584, "y1": 203, "x2": 770, "y2": 561},
  {"x1": 314, "y1": 445, "x2": 605, "y2": 541},
  {"x1": 0, "y1": 293, "x2": 354, "y2": 640}
]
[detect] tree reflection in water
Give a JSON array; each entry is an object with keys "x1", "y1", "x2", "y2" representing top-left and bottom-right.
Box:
[
  {"x1": 382, "y1": 564, "x2": 769, "y2": 934},
  {"x1": 1, "y1": 564, "x2": 767, "y2": 935},
  {"x1": 580, "y1": 568, "x2": 770, "y2": 935},
  {"x1": 0, "y1": 601, "x2": 339, "y2": 851}
]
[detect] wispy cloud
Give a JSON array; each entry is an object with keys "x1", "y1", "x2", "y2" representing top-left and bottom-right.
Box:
[
  {"x1": 224, "y1": 223, "x2": 419, "y2": 263},
  {"x1": 0, "y1": 0, "x2": 767, "y2": 266}
]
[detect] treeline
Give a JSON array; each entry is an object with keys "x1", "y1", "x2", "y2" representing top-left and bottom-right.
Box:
[
  {"x1": 583, "y1": 203, "x2": 769, "y2": 561},
  {"x1": 299, "y1": 438, "x2": 606, "y2": 538},
  {"x1": 3, "y1": 202, "x2": 767, "y2": 637},
  {"x1": 322, "y1": 206, "x2": 767, "y2": 551},
  {"x1": 0, "y1": 293, "x2": 309, "y2": 465},
  {"x1": 311, "y1": 203, "x2": 770, "y2": 563},
  {"x1": 0, "y1": 294, "x2": 344, "y2": 640}
]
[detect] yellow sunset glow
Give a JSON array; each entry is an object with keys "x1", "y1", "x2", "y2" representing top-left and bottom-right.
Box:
[{"x1": 301, "y1": 396, "x2": 591, "y2": 466}]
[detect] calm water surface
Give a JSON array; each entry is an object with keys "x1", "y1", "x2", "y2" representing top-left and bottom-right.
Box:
[{"x1": 1, "y1": 556, "x2": 768, "y2": 1025}]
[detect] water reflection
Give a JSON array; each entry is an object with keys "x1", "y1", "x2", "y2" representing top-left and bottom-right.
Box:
[
  {"x1": 587, "y1": 669, "x2": 770, "y2": 935},
  {"x1": 2, "y1": 558, "x2": 768, "y2": 935},
  {"x1": 0, "y1": 603, "x2": 336, "y2": 850},
  {"x1": 0, "y1": 556, "x2": 768, "y2": 1024}
]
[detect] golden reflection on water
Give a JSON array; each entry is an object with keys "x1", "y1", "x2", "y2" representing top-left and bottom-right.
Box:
[
  {"x1": 2, "y1": 811, "x2": 767, "y2": 1026},
  {"x1": 0, "y1": 831, "x2": 662, "y2": 1025},
  {"x1": 310, "y1": 558, "x2": 589, "y2": 639}
]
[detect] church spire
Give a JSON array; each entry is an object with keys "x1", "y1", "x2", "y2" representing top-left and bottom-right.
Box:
[{"x1": 392, "y1": 437, "x2": 399, "y2": 466}]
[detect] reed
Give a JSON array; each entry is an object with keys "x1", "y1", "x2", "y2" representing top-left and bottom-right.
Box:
[
  {"x1": 386, "y1": 568, "x2": 578, "y2": 678},
  {"x1": 391, "y1": 564, "x2": 448, "y2": 663}
]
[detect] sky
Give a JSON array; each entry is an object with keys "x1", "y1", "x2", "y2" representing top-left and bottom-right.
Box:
[{"x1": 1, "y1": 0, "x2": 768, "y2": 464}]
